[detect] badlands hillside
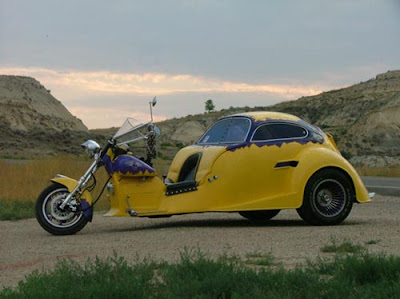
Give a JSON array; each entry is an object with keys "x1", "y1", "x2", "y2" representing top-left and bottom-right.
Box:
[
  {"x1": 1, "y1": 71, "x2": 400, "y2": 167},
  {"x1": 0, "y1": 76, "x2": 100, "y2": 157},
  {"x1": 269, "y1": 70, "x2": 400, "y2": 167},
  {"x1": 155, "y1": 70, "x2": 400, "y2": 167}
]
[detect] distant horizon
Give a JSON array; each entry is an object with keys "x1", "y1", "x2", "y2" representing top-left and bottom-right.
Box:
[
  {"x1": 1, "y1": 1, "x2": 399, "y2": 128},
  {"x1": 62, "y1": 68, "x2": 398, "y2": 130},
  {"x1": 2, "y1": 68, "x2": 397, "y2": 130}
]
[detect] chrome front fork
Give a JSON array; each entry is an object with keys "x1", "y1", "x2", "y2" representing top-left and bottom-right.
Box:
[{"x1": 59, "y1": 157, "x2": 99, "y2": 209}]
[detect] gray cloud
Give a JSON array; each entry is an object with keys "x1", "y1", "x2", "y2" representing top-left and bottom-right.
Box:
[
  {"x1": 0, "y1": 0, "x2": 399, "y2": 128},
  {"x1": 1, "y1": 0, "x2": 399, "y2": 82}
]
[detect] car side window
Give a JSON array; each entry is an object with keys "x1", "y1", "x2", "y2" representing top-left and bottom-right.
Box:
[
  {"x1": 198, "y1": 117, "x2": 251, "y2": 144},
  {"x1": 251, "y1": 123, "x2": 308, "y2": 141}
]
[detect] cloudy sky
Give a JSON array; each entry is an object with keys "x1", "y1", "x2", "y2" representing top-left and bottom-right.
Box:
[{"x1": 1, "y1": 0, "x2": 399, "y2": 129}]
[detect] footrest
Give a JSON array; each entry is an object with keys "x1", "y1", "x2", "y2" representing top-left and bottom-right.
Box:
[{"x1": 166, "y1": 180, "x2": 197, "y2": 196}]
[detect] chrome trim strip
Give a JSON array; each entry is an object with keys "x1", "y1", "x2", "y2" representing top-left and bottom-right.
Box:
[
  {"x1": 197, "y1": 117, "x2": 252, "y2": 145},
  {"x1": 137, "y1": 210, "x2": 167, "y2": 215},
  {"x1": 250, "y1": 122, "x2": 309, "y2": 142}
]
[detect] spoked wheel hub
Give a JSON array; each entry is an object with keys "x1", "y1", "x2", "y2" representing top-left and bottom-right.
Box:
[
  {"x1": 42, "y1": 188, "x2": 83, "y2": 228},
  {"x1": 50, "y1": 196, "x2": 77, "y2": 221},
  {"x1": 312, "y1": 179, "x2": 347, "y2": 217}
]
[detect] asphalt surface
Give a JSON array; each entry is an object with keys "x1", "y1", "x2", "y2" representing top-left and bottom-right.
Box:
[{"x1": 362, "y1": 176, "x2": 400, "y2": 196}]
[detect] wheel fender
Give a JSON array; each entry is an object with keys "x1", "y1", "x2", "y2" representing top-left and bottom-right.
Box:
[
  {"x1": 292, "y1": 147, "x2": 370, "y2": 205},
  {"x1": 50, "y1": 176, "x2": 94, "y2": 221}
]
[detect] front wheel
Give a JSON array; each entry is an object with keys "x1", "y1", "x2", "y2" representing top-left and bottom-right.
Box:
[
  {"x1": 297, "y1": 169, "x2": 354, "y2": 225},
  {"x1": 35, "y1": 183, "x2": 89, "y2": 235}
]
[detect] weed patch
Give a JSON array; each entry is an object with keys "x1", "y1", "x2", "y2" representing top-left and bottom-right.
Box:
[
  {"x1": 321, "y1": 238, "x2": 365, "y2": 254},
  {"x1": 0, "y1": 200, "x2": 35, "y2": 220},
  {"x1": 3, "y1": 251, "x2": 400, "y2": 298},
  {"x1": 245, "y1": 251, "x2": 276, "y2": 266},
  {"x1": 365, "y1": 240, "x2": 381, "y2": 245}
]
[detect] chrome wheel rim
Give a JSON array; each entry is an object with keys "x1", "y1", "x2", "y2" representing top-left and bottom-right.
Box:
[
  {"x1": 42, "y1": 188, "x2": 83, "y2": 228},
  {"x1": 312, "y1": 179, "x2": 347, "y2": 217}
]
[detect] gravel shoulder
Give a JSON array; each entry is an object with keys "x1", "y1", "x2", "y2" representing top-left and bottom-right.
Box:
[{"x1": 1, "y1": 194, "x2": 400, "y2": 288}]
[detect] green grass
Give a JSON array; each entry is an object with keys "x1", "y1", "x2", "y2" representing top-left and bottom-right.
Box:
[
  {"x1": 3, "y1": 250, "x2": 400, "y2": 298},
  {"x1": 321, "y1": 238, "x2": 365, "y2": 254},
  {"x1": 0, "y1": 200, "x2": 35, "y2": 220},
  {"x1": 365, "y1": 240, "x2": 381, "y2": 245},
  {"x1": 245, "y1": 251, "x2": 276, "y2": 266}
]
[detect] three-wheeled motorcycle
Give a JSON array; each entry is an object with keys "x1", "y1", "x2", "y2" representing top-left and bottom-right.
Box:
[{"x1": 36, "y1": 97, "x2": 372, "y2": 235}]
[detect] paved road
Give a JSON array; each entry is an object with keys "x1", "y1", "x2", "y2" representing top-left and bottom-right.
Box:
[{"x1": 362, "y1": 176, "x2": 400, "y2": 196}]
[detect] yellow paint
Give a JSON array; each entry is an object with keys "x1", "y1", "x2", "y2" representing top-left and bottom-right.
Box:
[
  {"x1": 114, "y1": 169, "x2": 157, "y2": 178},
  {"x1": 167, "y1": 145, "x2": 226, "y2": 184},
  {"x1": 50, "y1": 176, "x2": 93, "y2": 205},
  {"x1": 103, "y1": 131, "x2": 369, "y2": 218},
  {"x1": 80, "y1": 112, "x2": 370, "y2": 217},
  {"x1": 104, "y1": 175, "x2": 165, "y2": 216}
]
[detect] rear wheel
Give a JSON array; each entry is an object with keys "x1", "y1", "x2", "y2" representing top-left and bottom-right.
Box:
[
  {"x1": 297, "y1": 169, "x2": 354, "y2": 225},
  {"x1": 239, "y1": 210, "x2": 280, "y2": 224},
  {"x1": 35, "y1": 183, "x2": 89, "y2": 235}
]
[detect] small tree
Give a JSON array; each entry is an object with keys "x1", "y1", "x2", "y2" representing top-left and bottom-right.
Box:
[{"x1": 205, "y1": 99, "x2": 215, "y2": 113}]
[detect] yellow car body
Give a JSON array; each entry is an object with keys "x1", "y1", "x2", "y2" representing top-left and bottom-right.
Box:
[{"x1": 101, "y1": 112, "x2": 370, "y2": 225}]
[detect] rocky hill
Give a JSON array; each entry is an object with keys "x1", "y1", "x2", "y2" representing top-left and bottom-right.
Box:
[
  {"x1": 0, "y1": 76, "x2": 95, "y2": 157},
  {"x1": 267, "y1": 70, "x2": 400, "y2": 167},
  {"x1": 1, "y1": 71, "x2": 400, "y2": 167},
  {"x1": 154, "y1": 70, "x2": 400, "y2": 167},
  {"x1": 0, "y1": 76, "x2": 87, "y2": 132}
]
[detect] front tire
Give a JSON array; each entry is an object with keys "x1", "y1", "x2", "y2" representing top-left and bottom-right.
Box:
[
  {"x1": 297, "y1": 169, "x2": 354, "y2": 225},
  {"x1": 239, "y1": 210, "x2": 280, "y2": 224},
  {"x1": 36, "y1": 183, "x2": 89, "y2": 235}
]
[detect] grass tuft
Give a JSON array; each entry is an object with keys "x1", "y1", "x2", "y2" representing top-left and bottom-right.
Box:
[
  {"x1": 321, "y1": 238, "x2": 365, "y2": 254},
  {"x1": 245, "y1": 251, "x2": 276, "y2": 266},
  {"x1": 0, "y1": 200, "x2": 35, "y2": 220},
  {"x1": 365, "y1": 240, "x2": 381, "y2": 245},
  {"x1": 3, "y1": 251, "x2": 400, "y2": 298}
]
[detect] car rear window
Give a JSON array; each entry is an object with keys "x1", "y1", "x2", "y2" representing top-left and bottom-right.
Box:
[
  {"x1": 251, "y1": 123, "x2": 308, "y2": 141},
  {"x1": 198, "y1": 117, "x2": 251, "y2": 144}
]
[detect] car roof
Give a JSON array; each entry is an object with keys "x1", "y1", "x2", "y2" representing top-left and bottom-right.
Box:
[{"x1": 226, "y1": 111, "x2": 301, "y2": 122}]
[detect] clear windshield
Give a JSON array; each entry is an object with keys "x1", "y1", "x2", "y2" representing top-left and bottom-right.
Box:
[
  {"x1": 113, "y1": 118, "x2": 144, "y2": 139},
  {"x1": 197, "y1": 117, "x2": 251, "y2": 145},
  {"x1": 113, "y1": 118, "x2": 151, "y2": 145}
]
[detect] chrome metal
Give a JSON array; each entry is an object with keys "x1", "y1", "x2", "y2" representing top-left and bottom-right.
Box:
[
  {"x1": 106, "y1": 182, "x2": 114, "y2": 194},
  {"x1": 81, "y1": 140, "x2": 100, "y2": 157},
  {"x1": 136, "y1": 210, "x2": 167, "y2": 215},
  {"x1": 250, "y1": 122, "x2": 309, "y2": 142},
  {"x1": 152, "y1": 96, "x2": 157, "y2": 107},
  {"x1": 197, "y1": 117, "x2": 252, "y2": 145},
  {"x1": 42, "y1": 187, "x2": 83, "y2": 228},
  {"x1": 149, "y1": 96, "x2": 157, "y2": 121},
  {"x1": 127, "y1": 209, "x2": 138, "y2": 216},
  {"x1": 125, "y1": 195, "x2": 137, "y2": 216},
  {"x1": 117, "y1": 135, "x2": 147, "y2": 146},
  {"x1": 153, "y1": 125, "x2": 161, "y2": 137},
  {"x1": 368, "y1": 192, "x2": 376, "y2": 199},
  {"x1": 59, "y1": 158, "x2": 99, "y2": 209},
  {"x1": 213, "y1": 175, "x2": 218, "y2": 180},
  {"x1": 312, "y1": 179, "x2": 346, "y2": 217}
]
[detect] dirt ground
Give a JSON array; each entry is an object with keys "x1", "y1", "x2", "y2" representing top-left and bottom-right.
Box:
[{"x1": 1, "y1": 194, "x2": 400, "y2": 288}]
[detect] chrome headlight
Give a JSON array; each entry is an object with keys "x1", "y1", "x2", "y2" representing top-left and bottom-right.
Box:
[
  {"x1": 81, "y1": 140, "x2": 100, "y2": 157},
  {"x1": 106, "y1": 182, "x2": 114, "y2": 194}
]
